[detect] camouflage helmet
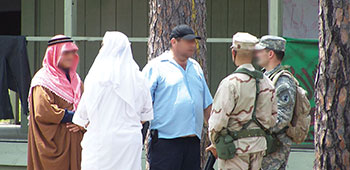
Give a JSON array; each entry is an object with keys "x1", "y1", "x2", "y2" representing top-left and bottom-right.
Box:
[
  {"x1": 255, "y1": 35, "x2": 286, "y2": 52},
  {"x1": 230, "y1": 32, "x2": 259, "y2": 51}
]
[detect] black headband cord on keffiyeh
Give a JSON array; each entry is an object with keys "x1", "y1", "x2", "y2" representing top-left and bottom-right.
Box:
[{"x1": 48, "y1": 36, "x2": 73, "y2": 46}]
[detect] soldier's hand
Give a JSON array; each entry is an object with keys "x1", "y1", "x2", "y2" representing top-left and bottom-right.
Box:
[{"x1": 205, "y1": 144, "x2": 218, "y2": 159}]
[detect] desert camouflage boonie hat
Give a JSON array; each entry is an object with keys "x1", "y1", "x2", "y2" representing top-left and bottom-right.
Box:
[
  {"x1": 255, "y1": 35, "x2": 286, "y2": 52},
  {"x1": 230, "y1": 32, "x2": 259, "y2": 50}
]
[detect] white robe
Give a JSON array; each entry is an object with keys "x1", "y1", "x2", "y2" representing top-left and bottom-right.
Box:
[{"x1": 73, "y1": 31, "x2": 153, "y2": 170}]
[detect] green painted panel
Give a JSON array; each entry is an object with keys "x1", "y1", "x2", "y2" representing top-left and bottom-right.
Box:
[
  {"x1": 132, "y1": 0, "x2": 147, "y2": 37},
  {"x1": 55, "y1": 0, "x2": 64, "y2": 34},
  {"x1": 75, "y1": 41, "x2": 86, "y2": 77},
  {"x1": 38, "y1": 0, "x2": 56, "y2": 73},
  {"x1": 101, "y1": 0, "x2": 116, "y2": 34},
  {"x1": 39, "y1": 0, "x2": 55, "y2": 36},
  {"x1": 227, "y1": 0, "x2": 244, "y2": 34},
  {"x1": 33, "y1": 42, "x2": 41, "y2": 74},
  {"x1": 21, "y1": 0, "x2": 35, "y2": 36},
  {"x1": 132, "y1": 0, "x2": 148, "y2": 68},
  {"x1": 85, "y1": 0, "x2": 101, "y2": 76},
  {"x1": 21, "y1": 0, "x2": 36, "y2": 76},
  {"x1": 116, "y1": 0, "x2": 132, "y2": 36},
  {"x1": 25, "y1": 42, "x2": 36, "y2": 77},
  {"x1": 131, "y1": 43, "x2": 147, "y2": 69},
  {"x1": 260, "y1": 0, "x2": 269, "y2": 36},
  {"x1": 209, "y1": 0, "x2": 228, "y2": 94},
  {"x1": 85, "y1": 0, "x2": 101, "y2": 36},
  {"x1": 37, "y1": 41, "x2": 46, "y2": 72},
  {"x1": 227, "y1": 0, "x2": 244, "y2": 74},
  {"x1": 206, "y1": 0, "x2": 212, "y2": 38},
  {"x1": 244, "y1": 0, "x2": 261, "y2": 36},
  {"x1": 76, "y1": 0, "x2": 86, "y2": 77},
  {"x1": 206, "y1": 0, "x2": 212, "y2": 88},
  {"x1": 76, "y1": 0, "x2": 86, "y2": 36}
]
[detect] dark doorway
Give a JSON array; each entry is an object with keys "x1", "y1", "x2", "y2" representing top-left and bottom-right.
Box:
[{"x1": 0, "y1": 0, "x2": 21, "y2": 35}]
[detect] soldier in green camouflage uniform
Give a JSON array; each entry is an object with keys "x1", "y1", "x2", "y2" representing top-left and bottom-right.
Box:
[{"x1": 255, "y1": 36, "x2": 297, "y2": 170}]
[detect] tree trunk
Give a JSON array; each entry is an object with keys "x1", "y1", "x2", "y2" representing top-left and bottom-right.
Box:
[
  {"x1": 146, "y1": 0, "x2": 209, "y2": 169},
  {"x1": 148, "y1": 0, "x2": 207, "y2": 73},
  {"x1": 315, "y1": 0, "x2": 350, "y2": 169}
]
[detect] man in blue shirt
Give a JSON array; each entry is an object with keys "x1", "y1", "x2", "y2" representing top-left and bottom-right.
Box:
[{"x1": 143, "y1": 24, "x2": 213, "y2": 170}]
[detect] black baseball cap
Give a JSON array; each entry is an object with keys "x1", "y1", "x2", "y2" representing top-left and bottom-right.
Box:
[{"x1": 170, "y1": 24, "x2": 201, "y2": 40}]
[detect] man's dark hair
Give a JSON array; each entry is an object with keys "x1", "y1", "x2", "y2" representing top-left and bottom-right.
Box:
[
  {"x1": 273, "y1": 50, "x2": 285, "y2": 61},
  {"x1": 169, "y1": 38, "x2": 181, "y2": 48},
  {"x1": 266, "y1": 49, "x2": 285, "y2": 61}
]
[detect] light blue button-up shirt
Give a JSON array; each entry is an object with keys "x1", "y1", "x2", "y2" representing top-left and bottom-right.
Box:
[{"x1": 142, "y1": 51, "x2": 213, "y2": 139}]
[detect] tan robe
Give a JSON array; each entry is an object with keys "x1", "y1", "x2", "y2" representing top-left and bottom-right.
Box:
[{"x1": 27, "y1": 86, "x2": 83, "y2": 170}]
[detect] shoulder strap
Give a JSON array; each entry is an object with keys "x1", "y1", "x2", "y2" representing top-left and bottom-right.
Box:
[
  {"x1": 234, "y1": 68, "x2": 263, "y2": 80},
  {"x1": 271, "y1": 70, "x2": 285, "y2": 85},
  {"x1": 269, "y1": 67, "x2": 284, "y2": 80},
  {"x1": 271, "y1": 69, "x2": 300, "y2": 86},
  {"x1": 233, "y1": 68, "x2": 266, "y2": 130}
]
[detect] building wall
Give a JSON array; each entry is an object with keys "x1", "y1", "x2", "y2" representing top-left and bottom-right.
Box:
[
  {"x1": 282, "y1": 0, "x2": 318, "y2": 39},
  {"x1": 207, "y1": 0, "x2": 268, "y2": 92},
  {"x1": 21, "y1": 0, "x2": 268, "y2": 94}
]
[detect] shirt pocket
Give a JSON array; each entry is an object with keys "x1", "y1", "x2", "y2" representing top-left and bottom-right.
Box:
[
  {"x1": 187, "y1": 74, "x2": 204, "y2": 94},
  {"x1": 162, "y1": 71, "x2": 183, "y2": 87}
]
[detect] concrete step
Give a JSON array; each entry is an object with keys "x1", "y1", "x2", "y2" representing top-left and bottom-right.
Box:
[{"x1": 0, "y1": 142, "x2": 314, "y2": 170}]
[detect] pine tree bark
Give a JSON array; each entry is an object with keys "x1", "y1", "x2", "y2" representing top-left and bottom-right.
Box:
[
  {"x1": 315, "y1": 0, "x2": 350, "y2": 169},
  {"x1": 146, "y1": 0, "x2": 209, "y2": 169},
  {"x1": 148, "y1": 0, "x2": 207, "y2": 73}
]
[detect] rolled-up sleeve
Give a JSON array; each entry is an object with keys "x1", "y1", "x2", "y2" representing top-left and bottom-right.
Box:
[
  {"x1": 140, "y1": 82, "x2": 154, "y2": 121},
  {"x1": 142, "y1": 63, "x2": 159, "y2": 102},
  {"x1": 201, "y1": 72, "x2": 213, "y2": 109}
]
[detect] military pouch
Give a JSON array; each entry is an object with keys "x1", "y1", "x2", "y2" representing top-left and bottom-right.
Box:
[
  {"x1": 265, "y1": 132, "x2": 282, "y2": 155},
  {"x1": 215, "y1": 133, "x2": 236, "y2": 160}
]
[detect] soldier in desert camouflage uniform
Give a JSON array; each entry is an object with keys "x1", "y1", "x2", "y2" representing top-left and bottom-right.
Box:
[
  {"x1": 255, "y1": 35, "x2": 297, "y2": 170},
  {"x1": 207, "y1": 32, "x2": 277, "y2": 170}
]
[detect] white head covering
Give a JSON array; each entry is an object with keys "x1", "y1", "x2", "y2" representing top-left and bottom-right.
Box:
[
  {"x1": 73, "y1": 32, "x2": 153, "y2": 169},
  {"x1": 83, "y1": 31, "x2": 143, "y2": 112},
  {"x1": 230, "y1": 32, "x2": 259, "y2": 50}
]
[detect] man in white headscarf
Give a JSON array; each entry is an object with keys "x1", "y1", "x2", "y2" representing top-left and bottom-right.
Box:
[{"x1": 73, "y1": 31, "x2": 154, "y2": 170}]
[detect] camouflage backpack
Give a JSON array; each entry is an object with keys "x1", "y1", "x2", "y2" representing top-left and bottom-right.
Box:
[{"x1": 271, "y1": 69, "x2": 311, "y2": 144}]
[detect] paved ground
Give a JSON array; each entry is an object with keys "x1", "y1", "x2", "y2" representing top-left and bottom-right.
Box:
[
  {"x1": 0, "y1": 142, "x2": 314, "y2": 170},
  {"x1": 286, "y1": 149, "x2": 314, "y2": 170}
]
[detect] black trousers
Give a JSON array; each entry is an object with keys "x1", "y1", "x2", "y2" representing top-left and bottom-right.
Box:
[{"x1": 148, "y1": 136, "x2": 201, "y2": 170}]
